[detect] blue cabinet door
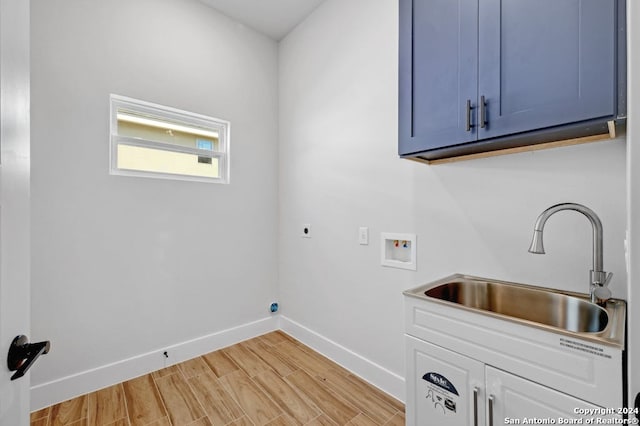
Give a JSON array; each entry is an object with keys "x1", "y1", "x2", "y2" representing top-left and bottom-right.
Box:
[
  {"x1": 477, "y1": 0, "x2": 616, "y2": 140},
  {"x1": 399, "y1": 0, "x2": 479, "y2": 155}
]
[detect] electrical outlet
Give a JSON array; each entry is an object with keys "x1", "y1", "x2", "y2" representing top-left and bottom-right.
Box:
[{"x1": 302, "y1": 224, "x2": 312, "y2": 238}]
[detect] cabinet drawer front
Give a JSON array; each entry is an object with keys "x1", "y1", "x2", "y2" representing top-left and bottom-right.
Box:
[{"x1": 478, "y1": 0, "x2": 617, "y2": 139}]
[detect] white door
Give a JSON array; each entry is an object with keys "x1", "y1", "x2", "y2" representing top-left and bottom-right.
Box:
[
  {"x1": 0, "y1": 0, "x2": 31, "y2": 425},
  {"x1": 406, "y1": 335, "x2": 486, "y2": 426},
  {"x1": 485, "y1": 366, "x2": 619, "y2": 424}
]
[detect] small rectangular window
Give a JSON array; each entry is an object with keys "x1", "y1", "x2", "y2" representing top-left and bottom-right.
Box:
[{"x1": 110, "y1": 94, "x2": 230, "y2": 183}]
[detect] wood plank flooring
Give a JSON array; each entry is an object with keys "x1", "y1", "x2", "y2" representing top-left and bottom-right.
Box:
[{"x1": 30, "y1": 331, "x2": 405, "y2": 426}]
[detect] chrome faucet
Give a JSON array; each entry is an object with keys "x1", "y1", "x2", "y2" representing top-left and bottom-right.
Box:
[{"x1": 528, "y1": 203, "x2": 612, "y2": 305}]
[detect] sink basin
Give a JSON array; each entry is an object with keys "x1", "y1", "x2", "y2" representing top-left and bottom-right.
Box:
[
  {"x1": 404, "y1": 274, "x2": 626, "y2": 348},
  {"x1": 425, "y1": 280, "x2": 607, "y2": 333}
]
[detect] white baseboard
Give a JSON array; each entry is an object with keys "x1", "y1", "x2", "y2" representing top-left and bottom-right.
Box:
[
  {"x1": 279, "y1": 316, "x2": 405, "y2": 403},
  {"x1": 30, "y1": 316, "x2": 279, "y2": 411},
  {"x1": 31, "y1": 315, "x2": 406, "y2": 410}
]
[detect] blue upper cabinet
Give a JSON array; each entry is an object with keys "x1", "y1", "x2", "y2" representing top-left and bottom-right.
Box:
[
  {"x1": 478, "y1": 0, "x2": 616, "y2": 140},
  {"x1": 399, "y1": 0, "x2": 625, "y2": 161},
  {"x1": 398, "y1": 0, "x2": 478, "y2": 155}
]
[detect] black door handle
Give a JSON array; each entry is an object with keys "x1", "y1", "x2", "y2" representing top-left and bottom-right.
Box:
[{"x1": 7, "y1": 335, "x2": 50, "y2": 381}]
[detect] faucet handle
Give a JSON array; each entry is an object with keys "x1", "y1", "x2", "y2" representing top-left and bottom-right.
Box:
[{"x1": 603, "y1": 272, "x2": 613, "y2": 287}]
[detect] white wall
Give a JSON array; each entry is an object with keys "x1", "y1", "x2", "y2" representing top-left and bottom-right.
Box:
[
  {"x1": 278, "y1": 0, "x2": 627, "y2": 400},
  {"x1": 30, "y1": 0, "x2": 279, "y2": 405},
  {"x1": 626, "y1": 0, "x2": 640, "y2": 409}
]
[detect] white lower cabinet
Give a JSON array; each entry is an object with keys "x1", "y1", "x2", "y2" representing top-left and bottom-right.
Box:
[
  {"x1": 407, "y1": 335, "x2": 485, "y2": 425},
  {"x1": 486, "y1": 367, "x2": 618, "y2": 424},
  {"x1": 407, "y1": 335, "x2": 618, "y2": 426}
]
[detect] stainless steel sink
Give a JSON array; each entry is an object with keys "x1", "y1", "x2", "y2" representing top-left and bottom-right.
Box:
[
  {"x1": 425, "y1": 280, "x2": 608, "y2": 332},
  {"x1": 404, "y1": 274, "x2": 626, "y2": 348}
]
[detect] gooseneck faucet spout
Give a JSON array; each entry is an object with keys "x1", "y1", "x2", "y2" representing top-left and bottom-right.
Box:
[{"x1": 528, "y1": 203, "x2": 612, "y2": 305}]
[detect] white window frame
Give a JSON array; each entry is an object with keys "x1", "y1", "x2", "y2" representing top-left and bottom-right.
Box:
[{"x1": 109, "y1": 94, "x2": 230, "y2": 184}]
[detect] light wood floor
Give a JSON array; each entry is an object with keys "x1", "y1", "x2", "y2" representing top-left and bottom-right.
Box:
[{"x1": 30, "y1": 331, "x2": 405, "y2": 426}]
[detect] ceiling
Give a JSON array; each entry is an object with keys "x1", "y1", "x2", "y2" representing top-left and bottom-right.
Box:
[{"x1": 199, "y1": 0, "x2": 326, "y2": 41}]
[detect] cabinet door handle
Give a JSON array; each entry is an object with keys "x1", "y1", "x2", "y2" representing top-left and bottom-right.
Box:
[
  {"x1": 466, "y1": 99, "x2": 473, "y2": 131},
  {"x1": 473, "y1": 387, "x2": 479, "y2": 426},
  {"x1": 480, "y1": 95, "x2": 487, "y2": 129},
  {"x1": 488, "y1": 394, "x2": 495, "y2": 426}
]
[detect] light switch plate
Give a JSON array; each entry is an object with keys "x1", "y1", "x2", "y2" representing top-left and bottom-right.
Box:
[{"x1": 359, "y1": 227, "x2": 369, "y2": 245}]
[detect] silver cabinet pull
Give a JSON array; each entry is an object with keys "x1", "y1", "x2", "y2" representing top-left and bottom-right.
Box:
[
  {"x1": 480, "y1": 95, "x2": 487, "y2": 128},
  {"x1": 466, "y1": 99, "x2": 473, "y2": 131},
  {"x1": 473, "y1": 387, "x2": 479, "y2": 426},
  {"x1": 488, "y1": 394, "x2": 495, "y2": 426}
]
